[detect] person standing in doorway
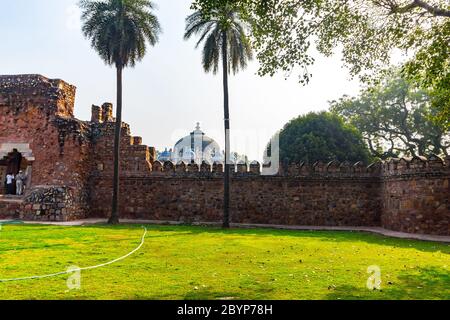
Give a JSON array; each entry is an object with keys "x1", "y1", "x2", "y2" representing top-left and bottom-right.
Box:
[
  {"x1": 15, "y1": 170, "x2": 26, "y2": 196},
  {"x1": 5, "y1": 173, "x2": 14, "y2": 195}
]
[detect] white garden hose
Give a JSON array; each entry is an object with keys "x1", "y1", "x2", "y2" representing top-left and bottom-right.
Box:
[{"x1": 0, "y1": 226, "x2": 147, "y2": 282}]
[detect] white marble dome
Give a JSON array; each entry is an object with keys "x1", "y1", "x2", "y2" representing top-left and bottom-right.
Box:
[{"x1": 172, "y1": 123, "x2": 223, "y2": 164}]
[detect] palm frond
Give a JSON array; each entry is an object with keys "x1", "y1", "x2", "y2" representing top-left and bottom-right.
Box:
[
  {"x1": 202, "y1": 26, "x2": 221, "y2": 74},
  {"x1": 184, "y1": 6, "x2": 253, "y2": 75},
  {"x1": 79, "y1": 0, "x2": 161, "y2": 68}
]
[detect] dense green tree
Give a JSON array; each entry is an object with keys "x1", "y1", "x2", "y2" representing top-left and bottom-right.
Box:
[
  {"x1": 184, "y1": 3, "x2": 253, "y2": 228},
  {"x1": 192, "y1": 0, "x2": 450, "y2": 128},
  {"x1": 402, "y1": 19, "x2": 450, "y2": 129},
  {"x1": 274, "y1": 112, "x2": 371, "y2": 164},
  {"x1": 80, "y1": 0, "x2": 161, "y2": 224},
  {"x1": 331, "y1": 72, "x2": 449, "y2": 158}
]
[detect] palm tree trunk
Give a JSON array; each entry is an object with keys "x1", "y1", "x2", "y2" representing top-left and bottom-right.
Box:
[
  {"x1": 222, "y1": 31, "x2": 230, "y2": 229},
  {"x1": 109, "y1": 65, "x2": 122, "y2": 225}
]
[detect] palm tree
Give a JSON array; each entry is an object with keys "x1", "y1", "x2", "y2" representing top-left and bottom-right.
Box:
[
  {"x1": 80, "y1": 0, "x2": 161, "y2": 224},
  {"x1": 184, "y1": 5, "x2": 253, "y2": 228}
]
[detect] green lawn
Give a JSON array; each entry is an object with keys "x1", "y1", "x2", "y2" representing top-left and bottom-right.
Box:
[{"x1": 0, "y1": 224, "x2": 448, "y2": 300}]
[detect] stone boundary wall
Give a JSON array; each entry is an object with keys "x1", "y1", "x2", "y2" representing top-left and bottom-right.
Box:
[
  {"x1": 89, "y1": 175, "x2": 382, "y2": 227},
  {"x1": 0, "y1": 186, "x2": 78, "y2": 221},
  {"x1": 87, "y1": 157, "x2": 449, "y2": 235},
  {"x1": 380, "y1": 156, "x2": 450, "y2": 235}
]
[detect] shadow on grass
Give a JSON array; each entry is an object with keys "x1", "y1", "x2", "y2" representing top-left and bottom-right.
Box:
[
  {"x1": 326, "y1": 266, "x2": 450, "y2": 300},
  {"x1": 87, "y1": 223, "x2": 450, "y2": 254},
  {"x1": 6, "y1": 223, "x2": 450, "y2": 255},
  {"x1": 0, "y1": 243, "x2": 71, "y2": 252}
]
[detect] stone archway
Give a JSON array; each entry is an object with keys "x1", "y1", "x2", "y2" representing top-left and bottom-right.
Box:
[{"x1": 0, "y1": 143, "x2": 34, "y2": 195}]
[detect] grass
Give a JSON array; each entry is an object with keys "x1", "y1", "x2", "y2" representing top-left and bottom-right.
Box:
[{"x1": 0, "y1": 223, "x2": 448, "y2": 300}]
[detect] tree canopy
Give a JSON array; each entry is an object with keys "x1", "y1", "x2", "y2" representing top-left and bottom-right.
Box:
[
  {"x1": 273, "y1": 112, "x2": 372, "y2": 164},
  {"x1": 184, "y1": 6, "x2": 253, "y2": 74},
  {"x1": 80, "y1": 0, "x2": 161, "y2": 68},
  {"x1": 330, "y1": 71, "x2": 450, "y2": 158},
  {"x1": 192, "y1": 0, "x2": 450, "y2": 128}
]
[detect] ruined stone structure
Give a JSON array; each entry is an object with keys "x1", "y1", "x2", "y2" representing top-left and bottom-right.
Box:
[{"x1": 1, "y1": 75, "x2": 449, "y2": 236}]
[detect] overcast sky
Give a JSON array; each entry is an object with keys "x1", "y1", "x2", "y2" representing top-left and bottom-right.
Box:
[{"x1": 0, "y1": 0, "x2": 363, "y2": 161}]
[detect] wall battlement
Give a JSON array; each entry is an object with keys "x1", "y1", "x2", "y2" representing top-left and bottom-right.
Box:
[
  {"x1": 381, "y1": 155, "x2": 450, "y2": 177},
  {"x1": 139, "y1": 156, "x2": 450, "y2": 179}
]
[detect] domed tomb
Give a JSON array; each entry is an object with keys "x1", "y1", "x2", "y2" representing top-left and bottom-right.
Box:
[{"x1": 172, "y1": 123, "x2": 223, "y2": 164}]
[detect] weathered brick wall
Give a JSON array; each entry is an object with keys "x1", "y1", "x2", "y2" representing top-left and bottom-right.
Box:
[
  {"x1": 89, "y1": 117, "x2": 154, "y2": 177},
  {"x1": 0, "y1": 75, "x2": 157, "y2": 221},
  {"x1": 0, "y1": 198, "x2": 22, "y2": 219},
  {"x1": 0, "y1": 74, "x2": 75, "y2": 118},
  {"x1": 380, "y1": 156, "x2": 450, "y2": 235},
  {"x1": 0, "y1": 75, "x2": 91, "y2": 220},
  {"x1": 89, "y1": 174, "x2": 382, "y2": 227},
  {"x1": 89, "y1": 161, "x2": 383, "y2": 227}
]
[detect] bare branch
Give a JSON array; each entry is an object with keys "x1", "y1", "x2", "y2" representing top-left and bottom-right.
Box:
[{"x1": 386, "y1": 0, "x2": 450, "y2": 18}]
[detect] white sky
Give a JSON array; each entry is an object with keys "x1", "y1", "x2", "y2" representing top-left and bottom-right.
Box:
[{"x1": 0, "y1": 0, "x2": 363, "y2": 161}]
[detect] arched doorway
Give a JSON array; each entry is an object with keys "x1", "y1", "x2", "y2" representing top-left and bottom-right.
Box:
[{"x1": 0, "y1": 148, "x2": 32, "y2": 195}]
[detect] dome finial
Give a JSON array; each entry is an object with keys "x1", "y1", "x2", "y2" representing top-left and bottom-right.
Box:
[{"x1": 196, "y1": 122, "x2": 201, "y2": 131}]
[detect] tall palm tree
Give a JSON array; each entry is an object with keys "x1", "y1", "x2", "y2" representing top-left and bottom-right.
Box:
[
  {"x1": 80, "y1": 0, "x2": 161, "y2": 224},
  {"x1": 184, "y1": 6, "x2": 253, "y2": 228}
]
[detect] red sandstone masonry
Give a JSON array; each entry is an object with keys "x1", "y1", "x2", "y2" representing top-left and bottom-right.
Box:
[
  {"x1": 0, "y1": 75, "x2": 449, "y2": 235},
  {"x1": 0, "y1": 75, "x2": 90, "y2": 220}
]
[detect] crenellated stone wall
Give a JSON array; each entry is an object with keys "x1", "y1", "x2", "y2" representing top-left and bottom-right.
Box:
[
  {"x1": 88, "y1": 157, "x2": 449, "y2": 235},
  {"x1": 380, "y1": 156, "x2": 450, "y2": 235},
  {"x1": 0, "y1": 74, "x2": 449, "y2": 235}
]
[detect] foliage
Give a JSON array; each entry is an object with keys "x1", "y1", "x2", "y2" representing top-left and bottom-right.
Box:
[
  {"x1": 402, "y1": 19, "x2": 450, "y2": 129},
  {"x1": 80, "y1": 0, "x2": 161, "y2": 68},
  {"x1": 184, "y1": 3, "x2": 253, "y2": 74},
  {"x1": 0, "y1": 224, "x2": 448, "y2": 300},
  {"x1": 191, "y1": 0, "x2": 450, "y2": 127},
  {"x1": 331, "y1": 72, "x2": 450, "y2": 158},
  {"x1": 274, "y1": 112, "x2": 371, "y2": 164}
]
